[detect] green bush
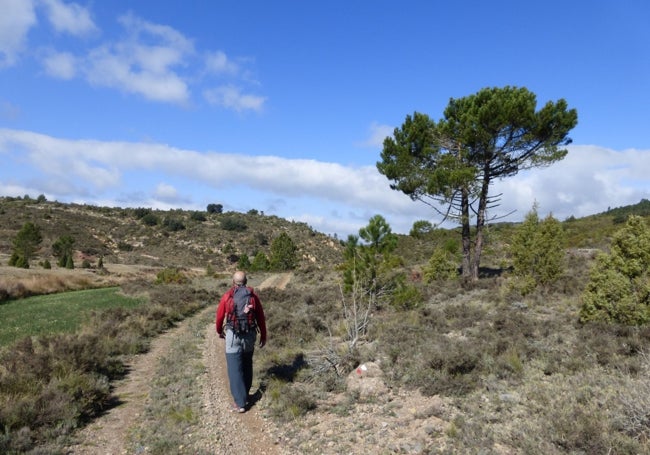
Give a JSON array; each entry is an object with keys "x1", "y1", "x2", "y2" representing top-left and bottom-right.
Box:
[
  {"x1": 141, "y1": 213, "x2": 159, "y2": 226},
  {"x1": 510, "y1": 207, "x2": 565, "y2": 293},
  {"x1": 250, "y1": 251, "x2": 270, "y2": 271},
  {"x1": 190, "y1": 211, "x2": 206, "y2": 222},
  {"x1": 155, "y1": 267, "x2": 189, "y2": 284},
  {"x1": 389, "y1": 279, "x2": 422, "y2": 310},
  {"x1": 423, "y1": 247, "x2": 458, "y2": 282},
  {"x1": 580, "y1": 216, "x2": 650, "y2": 325},
  {"x1": 238, "y1": 253, "x2": 251, "y2": 270},
  {"x1": 162, "y1": 217, "x2": 185, "y2": 231},
  {"x1": 133, "y1": 207, "x2": 151, "y2": 218},
  {"x1": 270, "y1": 232, "x2": 298, "y2": 270},
  {"x1": 117, "y1": 241, "x2": 134, "y2": 251},
  {"x1": 221, "y1": 216, "x2": 247, "y2": 232}
]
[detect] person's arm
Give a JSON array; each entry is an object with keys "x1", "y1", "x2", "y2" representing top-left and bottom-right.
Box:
[
  {"x1": 254, "y1": 293, "x2": 267, "y2": 347},
  {"x1": 215, "y1": 292, "x2": 228, "y2": 338}
]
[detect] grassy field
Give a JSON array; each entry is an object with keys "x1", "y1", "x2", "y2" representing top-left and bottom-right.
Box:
[{"x1": 0, "y1": 287, "x2": 143, "y2": 347}]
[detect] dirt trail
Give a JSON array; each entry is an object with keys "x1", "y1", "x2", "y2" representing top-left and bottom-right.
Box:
[
  {"x1": 193, "y1": 273, "x2": 292, "y2": 454},
  {"x1": 66, "y1": 325, "x2": 185, "y2": 454},
  {"x1": 67, "y1": 273, "x2": 293, "y2": 455}
]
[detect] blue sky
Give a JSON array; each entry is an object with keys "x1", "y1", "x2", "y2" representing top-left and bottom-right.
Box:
[{"x1": 1, "y1": 0, "x2": 649, "y2": 238}]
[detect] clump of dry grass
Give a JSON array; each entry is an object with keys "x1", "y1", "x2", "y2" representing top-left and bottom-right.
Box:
[{"x1": 0, "y1": 267, "x2": 116, "y2": 302}]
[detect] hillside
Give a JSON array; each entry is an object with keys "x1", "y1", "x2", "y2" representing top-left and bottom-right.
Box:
[
  {"x1": 0, "y1": 196, "x2": 343, "y2": 271},
  {"x1": 2, "y1": 195, "x2": 650, "y2": 273}
]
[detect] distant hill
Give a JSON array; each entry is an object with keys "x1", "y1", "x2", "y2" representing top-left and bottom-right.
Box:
[
  {"x1": 2, "y1": 196, "x2": 649, "y2": 273},
  {"x1": 0, "y1": 196, "x2": 343, "y2": 271}
]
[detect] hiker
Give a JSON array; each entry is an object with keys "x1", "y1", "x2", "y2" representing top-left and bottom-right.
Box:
[{"x1": 216, "y1": 270, "x2": 267, "y2": 413}]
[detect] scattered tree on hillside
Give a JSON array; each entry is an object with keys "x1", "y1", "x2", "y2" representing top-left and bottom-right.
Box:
[
  {"x1": 9, "y1": 222, "x2": 42, "y2": 268},
  {"x1": 580, "y1": 215, "x2": 650, "y2": 325},
  {"x1": 340, "y1": 215, "x2": 403, "y2": 348},
  {"x1": 269, "y1": 232, "x2": 298, "y2": 270},
  {"x1": 409, "y1": 220, "x2": 435, "y2": 238},
  {"x1": 510, "y1": 205, "x2": 565, "y2": 294},
  {"x1": 207, "y1": 203, "x2": 223, "y2": 214},
  {"x1": 52, "y1": 235, "x2": 75, "y2": 268},
  {"x1": 238, "y1": 253, "x2": 251, "y2": 270},
  {"x1": 250, "y1": 251, "x2": 270, "y2": 271},
  {"x1": 343, "y1": 215, "x2": 400, "y2": 293},
  {"x1": 378, "y1": 86, "x2": 578, "y2": 280}
]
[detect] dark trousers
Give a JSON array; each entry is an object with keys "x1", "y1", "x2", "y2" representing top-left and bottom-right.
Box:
[
  {"x1": 224, "y1": 329, "x2": 256, "y2": 408},
  {"x1": 225, "y1": 351, "x2": 254, "y2": 408}
]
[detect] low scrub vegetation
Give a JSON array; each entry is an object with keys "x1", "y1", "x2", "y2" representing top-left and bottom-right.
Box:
[
  {"x1": 2, "y1": 197, "x2": 650, "y2": 453},
  {"x1": 0, "y1": 280, "x2": 209, "y2": 454},
  {"x1": 250, "y1": 212, "x2": 650, "y2": 452}
]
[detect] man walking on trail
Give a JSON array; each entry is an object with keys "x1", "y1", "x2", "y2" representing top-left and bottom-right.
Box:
[{"x1": 216, "y1": 270, "x2": 267, "y2": 413}]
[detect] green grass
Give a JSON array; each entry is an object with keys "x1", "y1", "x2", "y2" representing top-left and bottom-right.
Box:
[{"x1": 0, "y1": 287, "x2": 143, "y2": 347}]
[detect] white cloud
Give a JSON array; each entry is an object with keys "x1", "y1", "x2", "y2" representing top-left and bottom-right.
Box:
[
  {"x1": 155, "y1": 182, "x2": 177, "y2": 198},
  {"x1": 43, "y1": 51, "x2": 76, "y2": 78},
  {"x1": 118, "y1": 13, "x2": 193, "y2": 55},
  {"x1": 492, "y1": 145, "x2": 650, "y2": 221},
  {"x1": 0, "y1": 0, "x2": 37, "y2": 67},
  {"x1": 205, "y1": 50, "x2": 239, "y2": 76},
  {"x1": 1, "y1": 4, "x2": 266, "y2": 110},
  {"x1": 154, "y1": 182, "x2": 187, "y2": 204},
  {"x1": 203, "y1": 85, "x2": 266, "y2": 112},
  {"x1": 83, "y1": 13, "x2": 194, "y2": 104},
  {"x1": 2, "y1": 128, "x2": 646, "y2": 236},
  {"x1": 40, "y1": 0, "x2": 97, "y2": 36},
  {"x1": 86, "y1": 44, "x2": 190, "y2": 103},
  {"x1": 359, "y1": 122, "x2": 394, "y2": 148}
]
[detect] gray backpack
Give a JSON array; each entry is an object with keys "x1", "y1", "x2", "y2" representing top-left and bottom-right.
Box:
[{"x1": 228, "y1": 286, "x2": 257, "y2": 334}]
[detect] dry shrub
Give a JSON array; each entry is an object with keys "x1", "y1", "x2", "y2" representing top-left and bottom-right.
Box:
[
  {"x1": 0, "y1": 270, "x2": 105, "y2": 301},
  {"x1": 265, "y1": 379, "x2": 317, "y2": 421},
  {"x1": 5, "y1": 282, "x2": 29, "y2": 299},
  {"x1": 259, "y1": 286, "x2": 336, "y2": 349}
]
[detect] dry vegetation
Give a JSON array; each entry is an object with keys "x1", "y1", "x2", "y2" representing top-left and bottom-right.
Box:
[{"x1": 2, "y1": 196, "x2": 650, "y2": 454}]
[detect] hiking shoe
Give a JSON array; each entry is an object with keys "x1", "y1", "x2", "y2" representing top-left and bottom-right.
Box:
[{"x1": 231, "y1": 402, "x2": 245, "y2": 413}]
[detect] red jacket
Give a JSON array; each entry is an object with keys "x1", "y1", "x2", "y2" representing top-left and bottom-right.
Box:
[{"x1": 216, "y1": 286, "x2": 267, "y2": 344}]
